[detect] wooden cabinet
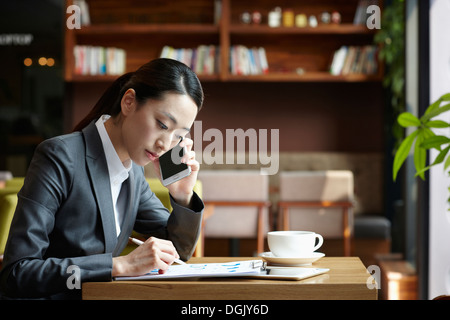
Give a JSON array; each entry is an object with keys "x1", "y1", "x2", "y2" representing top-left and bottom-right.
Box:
[{"x1": 64, "y1": 0, "x2": 382, "y2": 83}]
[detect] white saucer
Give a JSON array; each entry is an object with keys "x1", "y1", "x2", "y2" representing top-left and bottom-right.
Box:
[{"x1": 259, "y1": 252, "x2": 325, "y2": 266}]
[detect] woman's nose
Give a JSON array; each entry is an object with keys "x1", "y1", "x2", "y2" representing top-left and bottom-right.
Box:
[
  {"x1": 156, "y1": 134, "x2": 178, "y2": 153},
  {"x1": 156, "y1": 138, "x2": 170, "y2": 153}
]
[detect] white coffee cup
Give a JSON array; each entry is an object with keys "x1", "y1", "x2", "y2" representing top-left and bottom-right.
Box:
[{"x1": 267, "y1": 231, "x2": 324, "y2": 257}]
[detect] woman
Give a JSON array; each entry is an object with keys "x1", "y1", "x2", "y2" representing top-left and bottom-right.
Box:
[{"x1": 0, "y1": 58, "x2": 204, "y2": 299}]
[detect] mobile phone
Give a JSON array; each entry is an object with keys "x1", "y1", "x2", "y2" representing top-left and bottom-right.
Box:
[{"x1": 159, "y1": 139, "x2": 191, "y2": 186}]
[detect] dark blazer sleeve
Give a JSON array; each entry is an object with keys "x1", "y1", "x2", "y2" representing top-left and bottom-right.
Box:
[
  {"x1": 132, "y1": 173, "x2": 204, "y2": 261},
  {"x1": 0, "y1": 137, "x2": 113, "y2": 299}
]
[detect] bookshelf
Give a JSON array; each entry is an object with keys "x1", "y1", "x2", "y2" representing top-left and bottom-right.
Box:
[
  {"x1": 64, "y1": 0, "x2": 385, "y2": 155},
  {"x1": 64, "y1": 0, "x2": 383, "y2": 83}
]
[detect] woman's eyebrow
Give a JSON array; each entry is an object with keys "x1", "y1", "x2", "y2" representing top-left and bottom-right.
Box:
[{"x1": 162, "y1": 111, "x2": 190, "y2": 132}]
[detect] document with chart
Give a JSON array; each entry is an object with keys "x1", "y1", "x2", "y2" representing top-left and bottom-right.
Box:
[{"x1": 114, "y1": 260, "x2": 263, "y2": 280}]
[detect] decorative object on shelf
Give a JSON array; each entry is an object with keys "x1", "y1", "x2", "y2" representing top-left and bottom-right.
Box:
[
  {"x1": 268, "y1": 7, "x2": 282, "y2": 27},
  {"x1": 240, "y1": 11, "x2": 251, "y2": 24},
  {"x1": 282, "y1": 8, "x2": 294, "y2": 27},
  {"x1": 295, "y1": 68, "x2": 305, "y2": 75},
  {"x1": 295, "y1": 14, "x2": 308, "y2": 28},
  {"x1": 331, "y1": 11, "x2": 342, "y2": 24},
  {"x1": 308, "y1": 15, "x2": 318, "y2": 28},
  {"x1": 320, "y1": 12, "x2": 331, "y2": 24},
  {"x1": 252, "y1": 11, "x2": 262, "y2": 24}
]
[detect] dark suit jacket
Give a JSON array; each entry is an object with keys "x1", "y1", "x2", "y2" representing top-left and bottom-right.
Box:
[{"x1": 0, "y1": 122, "x2": 204, "y2": 299}]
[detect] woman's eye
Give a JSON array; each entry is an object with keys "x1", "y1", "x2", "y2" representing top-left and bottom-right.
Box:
[{"x1": 157, "y1": 120, "x2": 168, "y2": 130}]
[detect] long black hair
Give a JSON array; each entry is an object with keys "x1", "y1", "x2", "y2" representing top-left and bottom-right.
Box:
[{"x1": 73, "y1": 58, "x2": 204, "y2": 131}]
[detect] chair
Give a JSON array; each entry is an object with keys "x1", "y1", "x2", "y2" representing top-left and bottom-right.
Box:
[
  {"x1": 5, "y1": 177, "x2": 25, "y2": 189},
  {"x1": 198, "y1": 170, "x2": 271, "y2": 255},
  {"x1": 0, "y1": 171, "x2": 13, "y2": 188},
  {"x1": 278, "y1": 170, "x2": 354, "y2": 256},
  {"x1": 0, "y1": 179, "x2": 27, "y2": 267},
  {"x1": 0, "y1": 194, "x2": 19, "y2": 265}
]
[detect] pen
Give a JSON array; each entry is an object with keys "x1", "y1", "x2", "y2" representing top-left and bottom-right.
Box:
[{"x1": 128, "y1": 237, "x2": 186, "y2": 265}]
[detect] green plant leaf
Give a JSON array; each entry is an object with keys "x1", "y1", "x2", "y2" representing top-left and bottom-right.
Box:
[
  {"x1": 422, "y1": 126, "x2": 436, "y2": 140},
  {"x1": 397, "y1": 112, "x2": 421, "y2": 127},
  {"x1": 420, "y1": 135, "x2": 450, "y2": 150},
  {"x1": 426, "y1": 120, "x2": 450, "y2": 128},
  {"x1": 421, "y1": 103, "x2": 450, "y2": 122},
  {"x1": 431, "y1": 145, "x2": 450, "y2": 166},
  {"x1": 393, "y1": 130, "x2": 419, "y2": 181},
  {"x1": 425, "y1": 98, "x2": 443, "y2": 116},
  {"x1": 413, "y1": 146, "x2": 450, "y2": 178},
  {"x1": 440, "y1": 93, "x2": 450, "y2": 101},
  {"x1": 444, "y1": 152, "x2": 450, "y2": 171},
  {"x1": 424, "y1": 93, "x2": 450, "y2": 117},
  {"x1": 414, "y1": 165, "x2": 431, "y2": 178},
  {"x1": 414, "y1": 130, "x2": 427, "y2": 179}
]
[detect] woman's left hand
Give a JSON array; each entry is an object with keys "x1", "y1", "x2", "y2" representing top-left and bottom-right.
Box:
[{"x1": 152, "y1": 137, "x2": 199, "y2": 208}]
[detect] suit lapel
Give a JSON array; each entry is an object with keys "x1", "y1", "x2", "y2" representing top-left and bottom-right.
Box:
[
  {"x1": 82, "y1": 122, "x2": 118, "y2": 253},
  {"x1": 113, "y1": 168, "x2": 136, "y2": 256}
]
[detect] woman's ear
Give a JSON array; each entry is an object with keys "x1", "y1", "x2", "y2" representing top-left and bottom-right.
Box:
[{"x1": 121, "y1": 88, "x2": 137, "y2": 116}]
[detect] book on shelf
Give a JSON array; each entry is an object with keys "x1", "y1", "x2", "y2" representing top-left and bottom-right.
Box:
[
  {"x1": 74, "y1": 45, "x2": 126, "y2": 76},
  {"x1": 353, "y1": 0, "x2": 380, "y2": 25},
  {"x1": 160, "y1": 45, "x2": 220, "y2": 75},
  {"x1": 330, "y1": 45, "x2": 378, "y2": 76},
  {"x1": 230, "y1": 46, "x2": 268, "y2": 76}
]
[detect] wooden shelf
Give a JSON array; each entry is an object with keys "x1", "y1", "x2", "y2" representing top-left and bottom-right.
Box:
[
  {"x1": 69, "y1": 72, "x2": 381, "y2": 83},
  {"x1": 75, "y1": 23, "x2": 375, "y2": 37},
  {"x1": 70, "y1": 73, "x2": 221, "y2": 83},
  {"x1": 229, "y1": 24, "x2": 377, "y2": 35},
  {"x1": 226, "y1": 72, "x2": 382, "y2": 82},
  {"x1": 75, "y1": 23, "x2": 220, "y2": 35}
]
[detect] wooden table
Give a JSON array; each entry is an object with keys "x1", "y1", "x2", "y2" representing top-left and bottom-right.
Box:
[{"x1": 82, "y1": 257, "x2": 377, "y2": 300}]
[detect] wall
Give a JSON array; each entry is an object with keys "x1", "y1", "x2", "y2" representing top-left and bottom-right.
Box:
[{"x1": 67, "y1": 81, "x2": 384, "y2": 152}]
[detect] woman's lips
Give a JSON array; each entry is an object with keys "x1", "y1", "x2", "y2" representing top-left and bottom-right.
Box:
[{"x1": 145, "y1": 150, "x2": 159, "y2": 161}]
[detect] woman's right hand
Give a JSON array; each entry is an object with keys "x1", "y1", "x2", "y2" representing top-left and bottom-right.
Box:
[{"x1": 112, "y1": 237, "x2": 180, "y2": 277}]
